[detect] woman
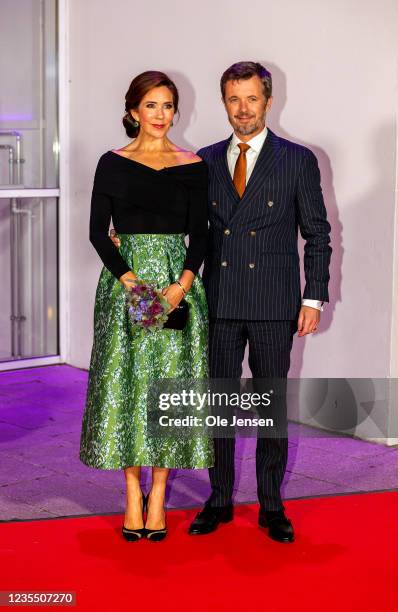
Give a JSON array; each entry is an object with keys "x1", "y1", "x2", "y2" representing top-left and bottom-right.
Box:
[{"x1": 79, "y1": 71, "x2": 214, "y2": 542}]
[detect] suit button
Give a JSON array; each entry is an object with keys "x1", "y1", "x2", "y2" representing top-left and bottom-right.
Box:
[
  {"x1": 221, "y1": 261, "x2": 228, "y2": 267},
  {"x1": 249, "y1": 263, "x2": 255, "y2": 269},
  {"x1": 212, "y1": 201, "x2": 217, "y2": 206},
  {"x1": 249, "y1": 230, "x2": 256, "y2": 236},
  {"x1": 224, "y1": 229, "x2": 231, "y2": 235},
  {"x1": 267, "y1": 200, "x2": 274, "y2": 207}
]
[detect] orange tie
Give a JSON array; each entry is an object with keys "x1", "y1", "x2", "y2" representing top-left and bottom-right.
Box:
[{"x1": 233, "y1": 143, "x2": 250, "y2": 198}]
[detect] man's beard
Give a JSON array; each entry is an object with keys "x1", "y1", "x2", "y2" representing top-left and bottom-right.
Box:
[{"x1": 230, "y1": 115, "x2": 265, "y2": 136}]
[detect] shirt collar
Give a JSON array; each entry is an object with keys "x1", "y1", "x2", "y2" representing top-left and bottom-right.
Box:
[{"x1": 230, "y1": 125, "x2": 268, "y2": 154}]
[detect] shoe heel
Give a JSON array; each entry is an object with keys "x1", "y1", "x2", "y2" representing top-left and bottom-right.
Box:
[
  {"x1": 220, "y1": 508, "x2": 234, "y2": 523},
  {"x1": 144, "y1": 491, "x2": 167, "y2": 541},
  {"x1": 122, "y1": 490, "x2": 147, "y2": 542}
]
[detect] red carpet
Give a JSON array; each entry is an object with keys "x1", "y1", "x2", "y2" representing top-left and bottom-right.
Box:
[{"x1": 1, "y1": 491, "x2": 397, "y2": 611}]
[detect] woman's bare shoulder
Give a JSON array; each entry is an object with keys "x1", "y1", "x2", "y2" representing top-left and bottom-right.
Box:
[{"x1": 174, "y1": 149, "x2": 203, "y2": 165}]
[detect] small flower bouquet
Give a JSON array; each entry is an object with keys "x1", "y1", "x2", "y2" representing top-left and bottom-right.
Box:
[{"x1": 125, "y1": 281, "x2": 170, "y2": 331}]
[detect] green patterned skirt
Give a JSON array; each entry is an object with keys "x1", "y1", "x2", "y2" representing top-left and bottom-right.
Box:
[{"x1": 79, "y1": 233, "x2": 214, "y2": 470}]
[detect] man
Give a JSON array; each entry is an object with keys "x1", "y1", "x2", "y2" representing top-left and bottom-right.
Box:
[
  {"x1": 111, "y1": 61, "x2": 332, "y2": 543},
  {"x1": 189, "y1": 61, "x2": 331, "y2": 544}
]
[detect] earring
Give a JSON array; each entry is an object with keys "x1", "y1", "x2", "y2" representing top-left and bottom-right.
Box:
[{"x1": 133, "y1": 119, "x2": 139, "y2": 127}]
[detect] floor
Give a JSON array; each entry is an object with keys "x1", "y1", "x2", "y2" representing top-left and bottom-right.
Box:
[{"x1": 1, "y1": 364, "x2": 397, "y2": 521}]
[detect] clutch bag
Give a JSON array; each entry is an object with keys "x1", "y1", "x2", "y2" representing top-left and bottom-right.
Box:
[{"x1": 163, "y1": 299, "x2": 189, "y2": 330}]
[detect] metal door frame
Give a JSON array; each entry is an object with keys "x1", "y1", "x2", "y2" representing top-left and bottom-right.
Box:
[{"x1": 0, "y1": 0, "x2": 69, "y2": 371}]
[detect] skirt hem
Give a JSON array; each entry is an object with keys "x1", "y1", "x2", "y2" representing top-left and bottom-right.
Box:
[{"x1": 79, "y1": 455, "x2": 214, "y2": 471}]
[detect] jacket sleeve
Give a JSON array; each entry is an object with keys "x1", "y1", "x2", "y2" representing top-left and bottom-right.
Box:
[
  {"x1": 89, "y1": 155, "x2": 131, "y2": 280},
  {"x1": 295, "y1": 149, "x2": 332, "y2": 301}
]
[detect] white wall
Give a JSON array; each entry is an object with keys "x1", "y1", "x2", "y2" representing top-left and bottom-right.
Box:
[{"x1": 66, "y1": 0, "x2": 398, "y2": 380}]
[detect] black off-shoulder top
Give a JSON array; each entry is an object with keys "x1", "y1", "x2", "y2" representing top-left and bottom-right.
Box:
[{"x1": 89, "y1": 150, "x2": 209, "y2": 279}]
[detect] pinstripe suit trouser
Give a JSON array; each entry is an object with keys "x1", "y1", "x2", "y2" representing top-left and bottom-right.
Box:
[{"x1": 207, "y1": 318, "x2": 296, "y2": 511}]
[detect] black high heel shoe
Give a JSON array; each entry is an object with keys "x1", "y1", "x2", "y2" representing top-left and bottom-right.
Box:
[
  {"x1": 144, "y1": 493, "x2": 168, "y2": 542},
  {"x1": 122, "y1": 491, "x2": 146, "y2": 542}
]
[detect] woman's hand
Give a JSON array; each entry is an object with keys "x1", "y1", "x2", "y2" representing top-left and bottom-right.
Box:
[
  {"x1": 111, "y1": 231, "x2": 135, "y2": 290},
  {"x1": 162, "y1": 283, "x2": 185, "y2": 312},
  {"x1": 119, "y1": 270, "x2": 138, "y2": 291}
]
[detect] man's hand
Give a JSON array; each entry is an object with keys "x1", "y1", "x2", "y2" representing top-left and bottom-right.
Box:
[
  {"x1": 110, "y1": 228, "x2": 121, "y2": 248},
  {"x1": 297, "y1": 306, "x2": 321, "y2": 337}
]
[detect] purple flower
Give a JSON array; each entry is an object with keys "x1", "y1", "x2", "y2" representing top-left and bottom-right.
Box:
[
  {"x1": 151, "y1": 302, "x2": 163, "y2": 315},
  {"x1": 126, "y1": 281, "x2": 170, "y2": 331},
  {"x1": 140, "y1": 300, "x2": 150, "y2": 312}
]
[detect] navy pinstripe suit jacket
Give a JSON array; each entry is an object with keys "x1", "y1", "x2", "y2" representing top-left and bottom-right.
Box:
[{"x1": 197, "y1": 128, "x2": 332, "y2": 320}]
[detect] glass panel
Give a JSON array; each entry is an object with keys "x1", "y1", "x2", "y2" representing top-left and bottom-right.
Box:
[
  {"x1": 0, "y1": 197, "x2": 58, "y2": 360},
  {"x1": 0, "y1": 0, "x2": 58, "y2": 188}
]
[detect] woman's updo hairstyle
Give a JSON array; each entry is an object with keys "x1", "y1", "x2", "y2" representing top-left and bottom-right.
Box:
[{"x1": 123, "y1": 71, "x2": 180, "y2": 138}]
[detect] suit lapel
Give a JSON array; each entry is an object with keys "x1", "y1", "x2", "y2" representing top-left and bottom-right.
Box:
[{"x1": 229, "y1": 128, "x2": 287, "y2": 223}]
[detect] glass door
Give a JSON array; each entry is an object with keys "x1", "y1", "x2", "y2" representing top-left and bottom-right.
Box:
[{"x1": 0, "y1": 0, "x2": 59, "y2": 364}]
